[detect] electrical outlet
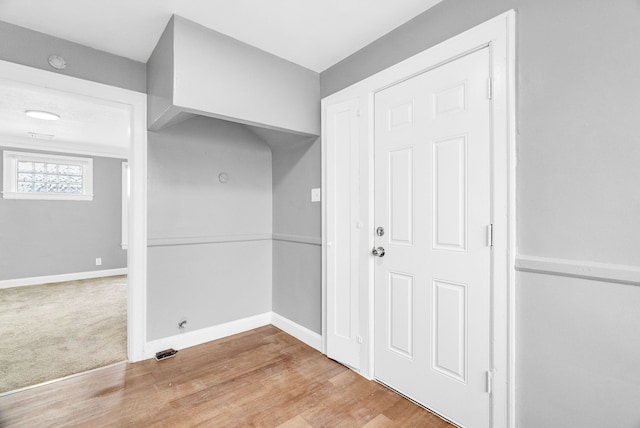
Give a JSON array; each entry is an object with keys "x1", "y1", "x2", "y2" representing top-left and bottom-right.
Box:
[
  {"x1": 311, "y1": 188, "x2": 321, "y2": 202},
  {"x1": 95, "y1": 258, "x2": 102, "y2": 266}
]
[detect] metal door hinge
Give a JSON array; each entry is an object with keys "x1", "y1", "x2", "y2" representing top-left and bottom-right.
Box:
[
  {"x1": 486, "y1": 370, "x2": 493, "y2": 394},
  {"x1": 487, "y1": 77, "x2": 493, "y2": 100},
  {"x1": 487, "y1": 224, "x2": 494, "y2": 247}
]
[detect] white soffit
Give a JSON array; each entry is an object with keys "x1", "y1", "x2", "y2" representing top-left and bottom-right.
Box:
[
  {"x1": 0, "y1": 0, "x2": 442, "y2": 72},
  {"x1": 0, "y1": 80, "x2": 130, "y2": 153}
]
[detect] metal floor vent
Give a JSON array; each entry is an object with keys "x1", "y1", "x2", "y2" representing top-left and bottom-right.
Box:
[{"x1": 155, "y1": 348, "x2": 178, "y2": 361}]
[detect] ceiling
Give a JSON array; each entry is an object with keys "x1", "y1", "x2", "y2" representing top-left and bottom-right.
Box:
[
  {"x1": 0, "y1": 79, "x2": 131, "y2": 157},
  {"x1": 0, "y1": 1, "x2": 442, "y2": 154},
  {"x1": 0, "y1": 0, "x2": 442, "y2": 72}
]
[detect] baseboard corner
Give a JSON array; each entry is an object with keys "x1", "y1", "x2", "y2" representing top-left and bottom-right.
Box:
[{"x1": 270, "y1": 312, "x2": 323, "y2": 352}]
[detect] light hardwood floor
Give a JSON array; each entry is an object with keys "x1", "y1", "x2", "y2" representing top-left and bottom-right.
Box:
[{"x1": 0, "y1": 326, "x2": 453, "y2": 427}]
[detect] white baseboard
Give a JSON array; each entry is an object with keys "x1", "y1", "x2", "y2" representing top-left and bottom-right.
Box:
[
  {"x1": 271, "y1": 312, "x2": 323, "y2": 352},
  {"x1": 0, "y1": 268, "x2": 128, "y2": 290},
  {"x1": 143, "y1": 312, "x2": 272, "y2": 359},
  {"x1": 143, "y1": 312, "x2": 323, "y2": 360}
]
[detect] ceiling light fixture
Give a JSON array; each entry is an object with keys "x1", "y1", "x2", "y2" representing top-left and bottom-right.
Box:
[{"x1": 25, "y1": 110, "x2": 60, "y2": 121}]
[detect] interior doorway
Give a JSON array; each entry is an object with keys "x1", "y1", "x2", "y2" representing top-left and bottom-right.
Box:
[
  {"x1": 0, "y1": 60, "x2": 148, "y2": 382},
  {"x1": 322, "y1": 11, "x2": 516, "y2": 428}
]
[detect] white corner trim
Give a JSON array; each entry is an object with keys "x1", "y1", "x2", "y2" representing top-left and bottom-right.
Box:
[
  {"x1": 143, "y1": 312, "x2": 272, "y2": 359},
  {"x1": 0, "y1": 268, "x2": 128, "y2": 289},
  {"x1": 271, "y1": 312, "x2": 323, "y2": 352},
  {"x1": 515, "y1": 255, "x2": 640, "y2": 286}
]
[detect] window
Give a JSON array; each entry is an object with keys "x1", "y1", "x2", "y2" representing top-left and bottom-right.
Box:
[{"x1": 2, "y1": 150, "x2": 93, "y2": 201}]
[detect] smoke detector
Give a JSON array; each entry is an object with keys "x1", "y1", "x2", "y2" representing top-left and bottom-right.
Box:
[{"x1": 48, "y1": 55, "x2": 67, "y2": 70}]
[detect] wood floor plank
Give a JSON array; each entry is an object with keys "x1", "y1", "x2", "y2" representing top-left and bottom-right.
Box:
[{"x1": 0, "y1": 326, "x2": 453, "y2": 427}]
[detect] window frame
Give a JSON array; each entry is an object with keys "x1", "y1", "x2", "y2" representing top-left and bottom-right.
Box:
[{"x1": 2, "y1": 150, "x2": 94, "y2": 201}]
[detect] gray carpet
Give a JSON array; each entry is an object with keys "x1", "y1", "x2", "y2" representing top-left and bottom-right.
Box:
[{"x1": 0, "y1": 275, "x2": 127, "y2": 394}]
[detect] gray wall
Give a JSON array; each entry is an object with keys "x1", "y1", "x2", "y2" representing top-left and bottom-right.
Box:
[
  {"x1": 0, "y1": 148, "x2": 126, "y2": 280},
  {"x1": 147, "y1": 116, "x2": 272, "y2": 340},
  {"x1": 321, "y1": 1, "x2": 640, "y2": 426},
  {"x1": 0, "y1": 20, "x2": 146, "y2": 93},
  {"x1": 272, "y1": 139, "x2": 322, "y2": 333},
  {"x1": 170, "y1": 16, "x2": 320, "y2": 136},
  {"x1": 146, "y1": 16, "x2": 175, "y2": 128}
]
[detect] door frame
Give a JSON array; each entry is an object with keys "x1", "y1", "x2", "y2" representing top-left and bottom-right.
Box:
[
  {"x1": 322, "y1": 10, "x2": 516, "y2": 427},
  {"x1": 0, "y1": 60, "x2": 148, "y2": 362}
]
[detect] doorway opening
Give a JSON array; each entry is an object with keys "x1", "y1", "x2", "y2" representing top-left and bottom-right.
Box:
[{"x1": 0, "y1": 60, "x2": 147, "y2": 393}]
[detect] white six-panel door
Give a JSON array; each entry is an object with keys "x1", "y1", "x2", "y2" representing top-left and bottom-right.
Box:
[{"x1": 374, "y1": 48, "x2": 492, "y2": 428}]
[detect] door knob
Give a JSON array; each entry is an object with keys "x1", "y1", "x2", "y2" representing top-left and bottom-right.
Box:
[{"x1": 372, "y1": 246, "x2": 386, "y2": 257}]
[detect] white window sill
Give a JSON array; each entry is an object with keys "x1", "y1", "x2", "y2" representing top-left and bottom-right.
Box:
[{"x1": 2, "y1": 192, "x2": 93, "y2": 201}]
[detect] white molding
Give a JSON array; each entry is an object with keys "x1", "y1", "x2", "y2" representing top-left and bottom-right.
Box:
[
  {"x1": 143, "y1": 313, "x2": 323, "y2": 361},
  {"x1": 0, "y1": 268, "x2": 128, "y2": 289},
  {"x1": 321, "y1": 10, "x2": 516, "y2": 428},
  {"x1": 147, "y1": 233, "x2": 322, "y2": 247},
  {"x1": 143, "y1": 313, "x2": 272, "y2": 359},
  {"x1": 271, "y1": 312, "x2": 323, "y2": 351},
  {"x1": 0, "y1": 136, "x2": 129, "y2": 159},
  {"x1": 147, "y1": 233, "x2": 272, "y2": 247},
  {"x1": 0, "y1": 59, "x2": 148, "y2": 364},
  {"x1": 272, "y1": 233, "x2": 322, "y2": 246},
  {"x1": 516, "y1": 255, "x2": 640, "y2": 286}
]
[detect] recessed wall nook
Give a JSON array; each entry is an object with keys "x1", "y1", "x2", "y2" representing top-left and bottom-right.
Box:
[{"x1": 144, "y1": 15, "x2": 322, "y2": 353}]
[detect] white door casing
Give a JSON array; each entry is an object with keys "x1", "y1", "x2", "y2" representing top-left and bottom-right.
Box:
[
  {"x1": 321, "y1": 11, "x2": 516, "y2": 428},
  {"x1": 374, "y1": 48, "x2": 491, "y2": 428},
  {"x1": 324, "y1": 98, "x2": 361, "y2": 369}
]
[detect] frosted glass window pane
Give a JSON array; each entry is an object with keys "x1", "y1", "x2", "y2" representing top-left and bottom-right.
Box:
[
  {"x1": 67, "y1": 165, "x2": 82, "y2": 175},
  {"x1": 18, "y1": 161, "x2": 33, "y2": 172},
  {"x1": 5, "y1": 152, "x2": 92, "y2": 199},
  {"x1": 18, "y1": 182, "x2": 33, "y2": 192}
]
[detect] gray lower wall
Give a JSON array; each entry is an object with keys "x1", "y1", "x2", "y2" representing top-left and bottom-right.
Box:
[
  {"x1": 0, "y1": 148, "x2": 126, "y2": 280},
  {"x1": 147, "y1": 240, "x2": 272, "y2": 341},
  {"x1": 321, "y1": 1, "x2": 640, "y2": 426},
  {"x1": 271, "y1": 139, "x2": 322, "y2": 334},
  {"x1": 0, "y1": 20, "x2": 146, "y2": 93},
  {"x1": 147, "y1": 116, "x2": 272, "y2": 340},
  {"x1": 517, "y1": 272, "x2": 640, "y2": 428},
  {"x1": 272, "y1": 240, "x2": 321, "y2": 334}
]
